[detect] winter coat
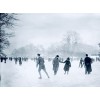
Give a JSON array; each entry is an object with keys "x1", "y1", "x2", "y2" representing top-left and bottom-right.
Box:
[
  {"x1": 63, "y1": 60, "x2": 71, "y2": 71},
  {"x1": 84, "y1": 57, "x2": 92, "y2": 73},
  {"x1": 37, "y1": 57, "x2": 45, "y2": 69},
  {"x1": 53, "y1": 57, "x2": 60, "y2": 71}
]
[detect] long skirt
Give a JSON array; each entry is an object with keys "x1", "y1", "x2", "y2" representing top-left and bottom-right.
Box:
[
  {"x1": 53, "y1": 65, "x2": 59, "y2": 72},
  {"x1": 64, "y1": 66, "x2": 70, "y2": 71}
]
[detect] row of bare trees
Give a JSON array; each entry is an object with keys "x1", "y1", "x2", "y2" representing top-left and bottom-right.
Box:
[{"x1": 47, "y1": 31, "x2": 82, "y2": 57}]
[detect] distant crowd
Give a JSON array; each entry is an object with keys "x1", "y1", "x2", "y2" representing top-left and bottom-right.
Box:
[{"x1": 0, "y1": 57, "x2": 29, "y2": 65}]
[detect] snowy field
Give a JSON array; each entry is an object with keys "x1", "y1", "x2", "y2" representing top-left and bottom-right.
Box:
[{"x1": 0, "y1": 60, "x2": 100, "y2": 87}]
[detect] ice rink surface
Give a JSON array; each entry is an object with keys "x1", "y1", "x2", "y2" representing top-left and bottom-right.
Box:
[{"x1": 1, "y1": 60, "x2": 100, "y2": 87}]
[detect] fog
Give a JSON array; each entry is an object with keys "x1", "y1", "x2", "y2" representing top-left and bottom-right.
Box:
[{"x1": 9, "y1": 13, "x2": 100, "y2": 50}]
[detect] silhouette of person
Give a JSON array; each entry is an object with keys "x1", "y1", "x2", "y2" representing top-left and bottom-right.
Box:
[
  {"x1": 62, "y1": 57, "x2": 71, "y2": 75},
  {"x1": 36, "y1": 54, "x2": 49, "y2": 79},
  {"x1": 19, "y1": 57, "x2": 22, "y2": 65},
  {"x1": 84, "y1": 54, "x2": 92, "y2": 74},
  {"x1": 4, "y1": 56, "x2": 8, "y2": 63},
  {"x1": 9, "y1": 57, "x2": 12, "y2": 61},
  {"x1": 14, "y1": 57, "x2": 18, "y2": 64},
  {"x1": 79, "y1": 58, "x2": 84, "y2": 68},
  {"x1": 0, "y1": 57, "x2": 3, "y2": 62},
  {"x1": 52, "y1": 55, "x2": 60, "y2": 75}
]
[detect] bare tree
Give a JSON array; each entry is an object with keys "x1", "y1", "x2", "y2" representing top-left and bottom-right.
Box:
[
  {"x1": 0, "y1": 13, "x2": 18, "y2": 82},
  {"x1": 0, "y1": 13, "x2": 17, "y2": 56},
  {"x1": 62, "y1": 31, "x2": 81, "y2": 56}
]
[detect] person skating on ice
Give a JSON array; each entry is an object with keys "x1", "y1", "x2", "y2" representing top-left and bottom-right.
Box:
[{"x1": 36, "y1": 54, "x2": 50, "y2": 79}]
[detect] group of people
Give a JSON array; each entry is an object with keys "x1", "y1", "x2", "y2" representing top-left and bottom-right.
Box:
[
  {"x1": 0, "y1": 56, "x2": 8, "y2": 63},
  {"x1": 36, "y1": 53, "x2": 93, "y2": 79},
  {"x1": 0, "y1": 53, "x2": 93, "y2": 79},
  {"x1": 0, "y1": 56, "x2": 28, "y2": 65}
]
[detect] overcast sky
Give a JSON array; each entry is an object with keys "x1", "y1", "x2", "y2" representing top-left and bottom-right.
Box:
[{"x1": 10, "y1": 13, "x2": 100, "y2": 49}]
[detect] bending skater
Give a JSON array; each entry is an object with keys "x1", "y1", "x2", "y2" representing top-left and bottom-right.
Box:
[{"x1": 36, "y1": 54, "x2": 49, "y2": 79}]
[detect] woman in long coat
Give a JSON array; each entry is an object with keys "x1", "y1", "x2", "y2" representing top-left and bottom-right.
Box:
[
  {"x1": 52, "y1": 55, "x2": 60, "y2": 75},
  {"x1": 62, "y1": 57, "x2": 71, "y2": 75}
]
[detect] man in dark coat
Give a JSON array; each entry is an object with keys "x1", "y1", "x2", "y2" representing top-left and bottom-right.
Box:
[
  {"x1": 36, "y1": 54, "x2": 49, "y2": 79},
  {"x1": 84, "y1": 54, "x2": 92, "y2": 74}
]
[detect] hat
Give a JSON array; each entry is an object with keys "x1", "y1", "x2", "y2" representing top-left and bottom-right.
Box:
[
  {"x1": 67, "y1": 57, "x2": 70, "y2": 60},
  {"x1": 56, "y1": 55, "x2": 59, "y2": 57},
  {"x1": 86, "y1": 54, "x2": 88, "y2": 56},
  {"x1": 37, "y1": 54, "x2": 40, "y2": 56}
]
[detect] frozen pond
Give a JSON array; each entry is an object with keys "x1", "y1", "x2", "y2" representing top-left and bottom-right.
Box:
[{"x1": 1, "y1": 60, "x2": 100, "y2": 87}]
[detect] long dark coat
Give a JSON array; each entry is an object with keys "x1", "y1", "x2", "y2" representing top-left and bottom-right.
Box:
[
  {"x1": 63, "y1": 60, "x2": 71, "y2": 71},
  {"x1": 84, "y1": 57, "x2": 92, "y2": 73}
]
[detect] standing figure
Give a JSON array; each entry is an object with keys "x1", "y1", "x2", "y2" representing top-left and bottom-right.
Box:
[
  {"x1": 19, "y1": 57, "x2": 22, "y2": 65},
  {"x1": 4, "y1": 56, "x2": 8, "y2": 63},
  {"x1": 14, "y1": 57, "x2": 18, "y2": 64},
  {"x1": 84, "y1": 54, "x2": 92, "y2": 75},
  {"x1": 36, "y1": 54, "x2": 49, "y2": 79},
  {"x1": 9, "y1": 57, "x2": 13, "y2": 61},
  {"x1": 79, "y1": 58, "x2": 84, "y2": 68},
  {"x1": 52, "y1": 55, "x2": 60, "y2": 75},
  {"x1": 62, "y1": 57, "x2": 71, "y2": 75},
  {"x1": 0, "y1": 57, "x2": 3, "y2": 62}
]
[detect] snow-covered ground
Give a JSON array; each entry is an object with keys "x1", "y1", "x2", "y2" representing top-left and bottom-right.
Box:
[{"x1": 1, "y1": 60, "x2": 100, "y2": 87}]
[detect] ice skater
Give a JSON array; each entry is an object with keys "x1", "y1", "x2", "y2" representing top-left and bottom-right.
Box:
[
  {"x1": 18, "y1": 57, "x2": 22, "y2": 65},
  {"x1": 61, "y1": 57, "x2": 71, "y2": 75},
  {"x1": 84, "y1": 54, "x2": 92, "y2": 75},
  {"x1": 36, "y1": 54, "x2": 49, "y2": 79},
  {"x1": 52, "y1": 55, "x2": 60, "y2": 75},
  {"x1": 79, "y1": 58, "x2": 84, "y2": 68}
]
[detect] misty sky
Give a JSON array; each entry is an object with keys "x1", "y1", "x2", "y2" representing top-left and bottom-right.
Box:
[{"x1": 10, "y1": 13, "x2": 100, "y2": 49}]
